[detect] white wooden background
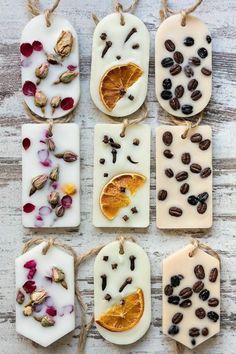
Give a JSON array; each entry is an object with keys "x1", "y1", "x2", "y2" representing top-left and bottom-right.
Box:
[{"x1": 0, "y1": 0, "x2": 236, "y2": 353}]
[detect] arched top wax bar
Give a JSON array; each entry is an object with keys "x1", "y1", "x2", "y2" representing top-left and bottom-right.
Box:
[
  {"x1": 155, "y1": 14, "x2": 212, "y2": 118},
  {"x1": 20, "y1": 15, "x2": 80, "y2": 119},
  {"x1": 90, "y1": 13, "x2": 149, "y2": 117}
]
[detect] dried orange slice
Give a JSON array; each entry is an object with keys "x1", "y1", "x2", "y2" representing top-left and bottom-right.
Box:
[
  {"x1": 99, "y1": 63, "x2": 143, "y2": 111},
  {"x1": 100, "y1": 173, "x2": 146, "y2": 220},
  {"x1": 96, "y1": 289, "x2": 144, "y2": 332}
]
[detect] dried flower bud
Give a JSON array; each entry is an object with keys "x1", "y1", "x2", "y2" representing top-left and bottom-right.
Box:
[
  {"x1": 47, "y1": 53, "x2": 61, "y2": 65},
  {"x1": 52, "y1": 267, "x2": 65, "y2": 283},
  {"x1": 55, "y1": 205, "x2": 65, "y2": 217},
  {"x1": 49, "y1": 166, "x2": 59, "y2": 182},
  {"x1": 41, "y1": 315, "x2": 55, "y2": 327},
  {"x1": 46, "y1": 138, "x2": 55, "y2": 151},
  {"x1": 23, "y1": 306, "x2": 33, "y2": 316},
  {"x1": 35, "y1": 63, "x2": 49, "y2": 84},
  {"x1": 63, "y1": 151, "x2": 77, "y2": 162},
  {"x1": 54, "y1": 70, "x2": 78, "y2": 84},
  {"x1": 30, "y1": 174, "x2": 48, "y2": 196},
  {"x1": 33, "y1": 315, "x2": 43, "y2": 322},
  {"x1": 16, "y1": 289, "x2": 25, "y2": 305},
  {"x1": 30, "y1": 289, "x2": 47, "y2": 304},
  {"x1": 50, "y1": 96, "x2": 61, "y2": 114},
  {"x1": 54, "y1": 31, "x2": 73, "y2": 58},
  {"x1": 48, "y1": 191, "x2": 60, "y2": 208},
  {"x1": 34, "y1": 90, "x2": 47, "y2": 114}
]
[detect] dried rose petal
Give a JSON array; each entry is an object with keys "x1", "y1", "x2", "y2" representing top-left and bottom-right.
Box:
[
  {"x1": 46, "y1": 306, "x2": 57, "y2": 317},
  {"x1": 51, "y1": 181, "x2": 59, "y2": 190},
  {"x1": 59, "y1": 304, "x2": 74, "y2": 316},
  {"x1": 32, "y1": 40, "x2": 43, "y2": 51},
  {"x1": 45, "y1": 276, "x2": 53, "y2": 283},
  {"x1": 33, "y1": 303, "x2": 44, "y2": 313},
  {"x1": 35, "y1": 215, "x2": 44, "y2": 227},
  {"x1": 23, "y1": 203, "x2": 35, "y2": 213},
  {"x1": 22, "y1": 137, "x2": 31, "y2": 150},
  {"x1": 23, "y1": 280, "x2": 36, "y2": 294},
  {"x1": 61, "y1": 97, "x2": 74, "y2": 111},
  {"x1": 39, "y1": 206, "x2": 52, "y2": 216},
  {"x1": 41, "y1": 159, "x2": 52, "y2": 167},
  {"x1": 61, "y1": 195, "x2": 72, "y2": 209},
  {"x1": 45, "y1": 296, "x2": 54, "y2": 307},
  {"x1": 22, "y1": 81, "x2": 37, "y2": 96},
  {"x1": 20, "y1": 43, "x2": 33, "y2": 57},
  {"x1": 38, "y1": 149, "x2": 49, "y2": 162},
  {"x1": 27, "y1": 267, "x2": 37, "y2": 280},
  {"x1": 24, "y1": 259, "x2": 37, "y2": 269},
  {"x1": 67, "y1": 65, "x2": 77, "y2": 71},
  {"x1": 21, "y1": 58, "x2": 32, "y2": 68}
]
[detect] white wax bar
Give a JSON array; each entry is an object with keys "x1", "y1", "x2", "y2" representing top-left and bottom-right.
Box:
[
  {"x1": 155, "y1": 14, "x2": 212, "y2": 117},
  {"x1": 163, "y1": 244, "x2": 220, "y2": 349},
  {"x1": 93, "y1": 124, "x2": 150, "y2": 228},
  {"x1": 156, "y1": 125, "x2": 212, "y2": 229},
  {"x1": 22, "y1": 124, "x2": 80, "y2": 228},
  {"x1": 21, "y1": 14, "x2": 80, "y2": 119},
  {"x1": 94, "y1": 240, "x2": 151, "y2": 344},
  {"x1": 15, "y1": 242, "x2": 75, "y2": 347},
  {"x1": 90, "y1": 13, "x2": 149, "y2": 117}
]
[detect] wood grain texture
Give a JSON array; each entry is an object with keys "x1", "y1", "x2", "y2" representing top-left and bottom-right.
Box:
[{"x1": 0, "y1": 0, "x2": 235, "y2": 353}]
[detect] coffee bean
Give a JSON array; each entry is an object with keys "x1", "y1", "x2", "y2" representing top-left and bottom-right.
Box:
[
  {"x1": 207, "y1": 311, "x2": 219, "y2": 322},
  {"x1": 184, "y1": 65, "x2": 194, "y2": 78},
  {"x1": 163, "y1": 78, "x2": 172, "y2": 89},
  {"x1": 158, "y1": 189, "x2": 168, "y2": 201},
  {"x1": 184, "y1": 37, "x2": 194, "y2": 46},
  {"x1": 191, "y1": 133, "x2": 202, "y2": 143},
  {"x1": 116, "y1": 55, "x2": 121, "y2": 60},
  {"x1": 170, "y1": 97, "x2": 180, "y2": 111},
  {"x1": 132, "y1": 44, "x2": 139, "y2": 49},
  {"x1": 164, "y1": 39, "x2": 175, "y2": 52},
  {"x1": 199, "y1": 139, "x2": 211, "y2": 150},
  {"x1": 173, "y1": 51, "x2": 184, "y2": 64},
  {"x1": 103, "y1": 135, "x2": 109, "y2": 144},
  {"x1": 181, "y1": 152, "x2": 191, "y2": 165},
  {"x1": 189, "y1": 328, "x2": 200, "y2": 337},
  {"x1": 202, "y1": 327, "x2": 209, "y2": 336},
  {"x1": 188, "y1": 79, "x2": 198, "y2": 91},
  {"x1": 161, "y1": 90, "x2": 172, "y2": 100},
  {"x1": 103, "y1": 256, "x2": 109, "y2": 261},
  {"x1": 171, "y1": 275, "x2": 181, "y2": 287},
  {"x1": 197, "y1": 202, "x2": 207, "y2": 214},
  {"x1": 163, "y1": 149, "x2": 173, "y2": 158},
  {"x1": 206, "y1": 35, "x2": 212, "y2": 43},
  {"x1": 194, "y1": 265, "x2": 205, "y2": 279},
  {"x1": 168, "y1": 325, "x2": 179, "y2": 335},
  {"x1": 200, "y1": 167, "x2": 212, "y2": 178},
  {"x1": 198, "y1": 47, "x2": 208, "y2": 58},
  {"x1": 179, "y1": 299, "x2": 192, "y2": 308},
  {"x1": 165, "y1": 168, "x2": 174, "y2": 178},
  {"x1": 170, "y1": 64, "x2": 182, "y2": 76},
  {"x1": 175, "y1": 85, "x2": 184, "y2": 98},
  {"x1": 180, "y1": 183, "x2": 189, "y2": 194},
  {"x1": 169, "y1": 207, "x2": 183, "y2": 217},
  {"x1": 100, "y1": 33, "x2": 107, "y2": 40},
  {"x1": 128, "y1": 94, "x2": 134, "y2": 100},
  {"x1": 188, "y1": 195, "x2": 199, "y2": 206},
  {"x1": 172, "y1": 312, "x2": 183, "y2": 324},
  {"x1": 195, "y1": 307, "x2": 206, "y2": 319},
  {"x1": 163, "y1": 131, "x2": 173, "y2": 146},
  {"x1": 179, "y1": 287, "x2": 193, "y2": 299},
  {"x1": 191, "y1": 339, "x2": 196, "y2": 346},
  {"x1": 99, "y1": 158, "x2": 105, "y2": 164},
  {"x1": 189, "y1": 56, "x2": 201, "y2": 66},
  {"x1": 208, "y1": 298, "x2": 219, "y2": 307},
  {"x1": 164, "y1": 284, "x2": 173, "y2": 296},
  {"x1": 190, "y1": 163, "x2": 202, "y2": 173},
  {"x1": 193, "y1": 280, "x2": 204, "y2": 293},
  {"x1": 168, "y1": 296, "x2": 180, "y2": 305},
  {"x1": 198, "y1": 192, "x2": 209, "y2": 202},
  {"x1": 199, "y1": 289, "x2": 210, "y2": 301},
  {"x1": 161, "y1": 57, "x2": 174, "y2": 67},
  {"x1": 201, "y1": 67, "x2": 212, "y2": 76},
  {"x1": 209, "y1": 267, "x2": 218, "y2": 282},
  {"x1": 175, "y1": 171, "x2": 188, "y2": 182},
  {"x1": 191, "y1": 90, "x2": 202, "y2": 101},
  {"x1": 182, "y1": 105, "x2": 193, "y2": 115}
]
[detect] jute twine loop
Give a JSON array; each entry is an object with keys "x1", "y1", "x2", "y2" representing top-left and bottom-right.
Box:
[
  {"x1": 115, "y1": 0, "x2": 139, "y2": 26},
  {"x1": 120, "y1": 101, "x2": 148, "y2": 137},
  {"x1": 116, "y1": 235, "x2": 136, "y2": 254},
  {"x1": 170, "y1": 111, "x2": 203, "y2": 139},
  {"x1": 92, "y1": 13, "x2": 100, "y2": 25},
  {"x1": 175, "y1": 341, "x2": 185, "y2": 354},
  {"x1": 189, "y1": 238, "x2": 221, "y2": 264},
  {"x1": 160, "y1": 0, "x2": 203, "y2": 26},
  {"x1": 27, "y1": 0, "x2": 60, "y2": 27}
]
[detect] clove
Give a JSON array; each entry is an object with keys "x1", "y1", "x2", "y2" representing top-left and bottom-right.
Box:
[
  {"x1": 127, "y1": 155, "x2": 138, "y2": 164},
  {"x1": 132, "y1": 43, "x2": 140, "y2": 49},
  {"x1": 131, "y1": 207, "x2": 138, "y2": 214},
  {"x1": 124, "y1": 28, "x2": 137, "y2": 43},
  {"x1": 103, "y1": 135, "x2": 109, "y2": 144},
  {"x1": 111, "y1": 148, "x2": 117, "y2": 163},
  {"x1": 123, "y1": 215, "x2": 129, "y2": 222},
  {"x1": 112, "y1": 263, "x2": 118, "y2": 270},
  {"x1": 119, "y1": 277, "x2": 132, "y2": 292},
  {"x1": 104, "y1": 294, "x2": 112, "y2": 301},
  {"x1": 110, "y1": 141, "x2": 121, "y2": 149},
  {"x1": 129, "y1": 255, "x2": 136, "y2": 271},
  {"x1": 103, "y1": 256, "x2": 109, "y2": 261},
  {"x1": 102, "y1": 41, "x2": 112, "y2": 58},
  {"x1": 101, "y1": 274, "x2": 107, "y2": 291}
]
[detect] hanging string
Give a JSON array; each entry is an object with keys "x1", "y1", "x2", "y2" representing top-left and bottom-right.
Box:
[
  {"x1": 119, "y1": 101, "x2": 148, "y2": 137},
  {"x1": 115, "y1": 0, "x2": 139, "y2": 25},
  {"x1": 189, "y1": 238, "x2": 221, "y2": 264},
  {"x1": 175, "y1": 341, "x2": 185, "y2": 354},
  {"x1": 160, "y1": 0, "x2": 203, "y2": 26},
  {"x1": 169, "y1": 111, "x2": 203, "y2": 139},
  {"x1": 116, "y1": 235, "x2": 136, "y2": 254},
  {"x1": 28, "y1": 0, "x2": 60, "y2": 27},
  {"x1": 92, "y1": 13, "x2": 100, "y2": 25}
]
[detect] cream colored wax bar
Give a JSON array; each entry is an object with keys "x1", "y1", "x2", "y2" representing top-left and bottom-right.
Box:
[
  {"x1": 21, "y1": 15, "x2": 80, "y2": 119},
  {"x1": 15, "y1": 242, "x2": 75, "y2": 347},
  {"x1": 163, "y1": 243, "x2": 220, "y2": 349},
  {"x1": 156, "y1": 125, "x2": 212, "y2": 229},
  {"x1": 90, "y1": 13, "x2": 149, "y2": 117},
  {"x1": 94, "y1": 240, "x2": 151, "y2": 344},
  {"x1": 93, "y1": 123, "x2": 150, "y2": 227},
  {"x1": 22, "y1": 124, "x2": 80, "y2": 228},
  {"x1": 155, "y1": 14, "x2": 212, "y2": 117}
]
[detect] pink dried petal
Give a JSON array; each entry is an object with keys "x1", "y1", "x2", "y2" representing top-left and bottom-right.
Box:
[
  {"x1": 41, "y1": 159, "x2": 52, "y2": 167},
  {"x1": 32, "y1": 40, "x2": 43, "y2": 51},
  {"x1": 61, "y1": 97, "x2": 74, "y2": 111},
  {"x1": 27, "y1": 267, "x2": 37, "y2": 280},
  {"x1": 51, "y1": 182, "x2": 59, "y2": 190},
  {"x1": 38, "y1": 149, "x2": 49, "y2": 162},
  {"x1": 45, "y1": 276, "x2": 53, "y2": 283},
  {"x1": 20, "y1": 43, "x2": 33, "y2": 57},
  {"x1": 23, "y1": 280, "x2": 36, "y2": 294},
  {"x1": 45, "y1": 296, "x2": 53, "y2": 306},
  {"x1": 61, "y1": 195, "x2": 72, "y2": 209},
  {"x1": 46, "y1": 306, "x2": 57, "y2": 317},
  {"x1": 40, "y1": 139, "x2": 46, "y2": 144},
  {"x1": 33, "y1": 303, "x2": 44, "y2": 313},
  {"x1": 35, "y1": 215, "x2": 44, "y2": 227},
  {"x1": 23, "y1": 203, "x2": 35, "y2": 213},
  {"x1": 22, "y1": 81, "x2": 37, "y2": 96},
  {"x1": 67, "y1": 65, "x2": 77, "y2": 71},
  {"x1": 59, "y1": 304, "x2": 74, "y2": 316},
  {"x1": 39, "y1": 206, "x2": 52, "y2": 216},
  {"x1": 22, "y1": 137, "x2": 31, "y2": 150},
  {"x1": 21, "y1": 58, "x2": 32, "y2": 68},
  {"x1": 24, "y1": 259, "x2": 37, "y2": 269}
]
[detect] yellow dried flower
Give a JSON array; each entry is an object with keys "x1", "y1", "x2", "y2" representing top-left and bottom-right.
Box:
[{"x1": 62, "y1": 183, "x2": 77, "y2": 195}]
